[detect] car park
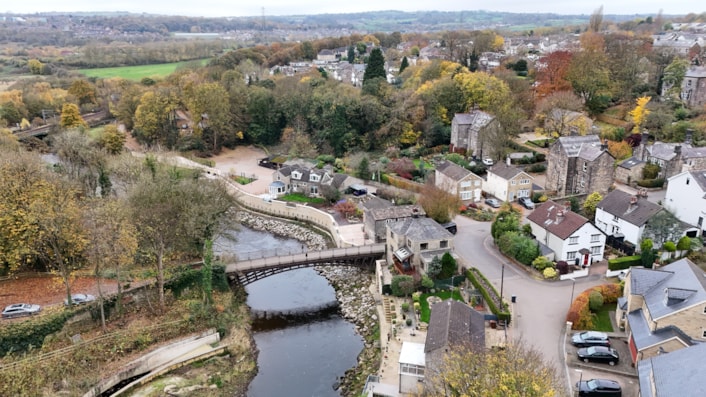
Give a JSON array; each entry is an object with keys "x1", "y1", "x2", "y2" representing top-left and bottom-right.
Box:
[
  {"x1": 577, "y1": 346, "x2": 619, "y2": 366},
  {"x1": 485, "y1": 198, "x2": 501, "y2": 208},
  {"x1": 518, "y1": 197, "x2": 535, "y2": 209},
  {"x1": 2, "y1": 303, "x2": 41, "y2": 318},
  {"x1": 577, "y1": 378, "x2": 622, "y2": 397},
  {"x1": 571, "y1": 331, "x2": 611, "y2": 347},
  {"x1": 64, "y1": 293, "x2": 97, "y2": 306}
]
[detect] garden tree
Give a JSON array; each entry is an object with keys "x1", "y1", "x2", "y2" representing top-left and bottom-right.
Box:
[
  {"x1": 128, "y1": 170, "x2": 236, "y2": 311},
  {"x1": 418, "y1": 75, "x2": 466, "y2": 126},
  {"x1": 320, "y1": 184, "x2": 341, "y2": 204},
  {"x1": 423, "y1": 342, "x2": 562, "y2": 397},
  {"x1": 301, "y1": 41, "x2": 317, "y2": 60},
  {"x1": 603, "y1": 32, "x2": 653, "y2": 101},
  {"x1": 534, "y1": 51, "x2": 574, "y2": 98},
  {"x1": 247, "y1": 85, "x2": 283, "y2": 146},
  {"x1": 454, "y1": 71, "x2": 511, "y2": 112},
  {"x1": 566, "y1": 32, "x2": 612, "y2": 114},
  {"x1": 113, "y1": 84, "x2": 144, "y2": 131},
  {"x1": 421, "y1": 275, "x2": 434, "y2": 289},
  {"x1": 491, "y1": 204, "x2": 521, "y2": 241},
  {"x1": 418, "y1": 181, "x2": 461, "y2": 224},
  {"x1": 588, "y1": 290, "x2": 604, "y2": 311},
  {"x1": 280, "y1": 126, "x2": 318, "y2": 159},
  {"x1": 334, "y1": 200, "x2": 358, "y2": 219},
  {"x1": 677, "y1": 236, "x2": 691, "y2": 251},
  {"x1": 67, "y1": 79, "x2": 97, "y2": 106},
  {"x1": 133, "y1": 88, "x2": 179, "y2": 148},
  {"x1": 99, "y1": 124, "x2": 127, "y2": 155},
  {"x1": 82, "y1": 198, "x2": 138, "y2": 327},
  {"x1": 427, "y1": 255, "x2": 443, "y2": 279},
  {"x1": 629, "y1": 96, "x2": 651, "y2": 133},
  {"x1": 439, "y1": 252, "x2": 457, "y2": 280},
  {"x1": 608, "y1": 140, "x2": 633, "y2": 161},
  {"x1": 642, "y1": 162, "x2": 661, "y2": 179},
  {"x1": 644, "y1": 211, "x2": 681, "y2": 248},
  {"x1": 534, "y1": 91, "x2": 584, "y2": 135},
  {"x1": 188, "y1": 82, "x2": 234, "y2": 152},
  {"x1": 582, "y1": 192, "x2": 603, "y2": 220},
  {"x1": 347, "y1": 45, "x2": 355, "y2": 62},
  {"x1": 363, "y1": 48, "x2": 386, "y2": 86},
  {"x1": 641, "y1": 239, "x2": 655, "y2": 268},
  {"x1": 399, "y1": 56, "x2": 409, "y2": 73},
  {"x1": 60, "y1": 103, "x2": 88, "y2": 129},
  {"x1": 356, "y1": 156, "x2": 372, "y2": 180},
  {"x1": 661, "y1": 58, "x2": 689, "y2": 101},
  {"x1": 391, "y1": 275, "x2": 415, "y2": 297},
  {"x1": 27, "y1": 59, "x2": 43, "y2": 75},
  {"x1": 53, "y1": 130, "x2": 110, "y2": 197}
]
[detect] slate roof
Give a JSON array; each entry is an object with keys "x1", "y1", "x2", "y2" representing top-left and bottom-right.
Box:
[
  {"x1": 452, "y1": 110, "x2": 494, "y2": 131},
  {"x1": 630, "y1": 258, "x2": 706, "y2": 320},
  {"x1": 488, "y1": 162, "x2": 529, "y2": 181},
  {"x1": 436, "y1": 160, "x2": 473, "y2": 181},
  {"x1": 627, "y1": 308, "x2": 694, "y2": 352},
  {"x1": 637, "y1": 341, "x2": 706, "y2": 397},
  {"x1": 369, "y1": 205, "x2": 425, "y2": 221},
  {"x1": 555, "y1": 135, "x2": 607, "y2": 161},
  {"x1": 424, "y1": 300, "x2": 485, "y2": 353},
  {"x1": 597, "y1": 190, "x2": 663, "y2": 227},
  {"x1": 362, "y1": 196, "x2": 394, "y2": 210},
  {"x1": 526, "y1": 200, "x2": 588, "y2": 239},
  {"x1": 683, "y1": 145, "x2": 706, "y2": 159},
  {"x1": 646, "y1": 142, "x2": 689, "y2": 161},
  {"x1": 389, "y1": 216, "x2": 453, "y2": 242},
  {"x1": 618, "y1": 156, "x2": 644, "y2": 170}
]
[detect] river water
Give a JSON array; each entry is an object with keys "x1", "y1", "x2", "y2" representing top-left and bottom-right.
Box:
[{"x1": 214, "y1": 227, "x2": 364, "y2": 397}]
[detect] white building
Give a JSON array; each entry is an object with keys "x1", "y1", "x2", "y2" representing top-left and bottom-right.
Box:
[
  {"x1": 594, "y1": 189, "x2": 663, "y2": 248},
  {"x1": 527, "y1": 200, "x2": 606, "y2": 265},
  {"x1": 665, "y1": 170, "x2": 706, "y2": 237}
]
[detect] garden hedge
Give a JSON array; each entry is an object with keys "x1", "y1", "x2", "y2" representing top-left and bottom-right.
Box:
[
  {"x1": 0, "y1": 311, "x2": 72, "y2": 356},
  {"x1": 466, "y1": 268, "x2": 511, "y2": 323},
  {"x1": 636, "y1": 178, "x2": 665, "y2": 188},
  {"x1": 566, "y1": 283, "x2": 622, "y2": 330},
  {"x1": 608, "y1": 255, "x2": 641, "y2": 270}
]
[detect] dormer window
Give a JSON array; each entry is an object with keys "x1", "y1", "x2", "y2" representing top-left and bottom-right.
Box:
[
  {"x1": 292, "y1": 171, "x2": 302, "y2": 180},
  {"x1": 310, "y1": 174, "x2": 320, "y2": 182}
]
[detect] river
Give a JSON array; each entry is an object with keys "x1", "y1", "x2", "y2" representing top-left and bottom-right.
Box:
[{"x1": 214, "y1": 227, "x2": 364, "y2": 397}]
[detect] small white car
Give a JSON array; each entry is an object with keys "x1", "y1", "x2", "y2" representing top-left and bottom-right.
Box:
[
  {"x1": 482, "y1": 158, "x2": 494, "y2": 166},
  {"x1": 64, "y1": 293, "x2": 97, "y2": 306},
  {"x1": 2, "y1": 303, "x2": 41, "y2": 318}
]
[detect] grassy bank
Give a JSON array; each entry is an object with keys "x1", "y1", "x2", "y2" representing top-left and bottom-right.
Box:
[{"x1": 79, "y1": 59, "x2": 209, "y2": 80}]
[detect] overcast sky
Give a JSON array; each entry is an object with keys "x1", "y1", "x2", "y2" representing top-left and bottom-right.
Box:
[{"x1": 4, "y1": 1, "x2": 702, "y2": 18}]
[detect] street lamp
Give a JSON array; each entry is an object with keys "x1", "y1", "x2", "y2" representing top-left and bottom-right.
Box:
[
  {"x1": 499, "y1": 263, "x2": 505, "y2": 311},
  {"x1": 569, "y1": 278, "x2": 576, "y2": 306}
]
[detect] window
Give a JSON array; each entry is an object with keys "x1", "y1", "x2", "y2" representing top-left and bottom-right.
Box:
[
  {"x1": 569, "y1": 236, "x2": 579, "y2": 245},
  {"x1": 520, "y1": 179, "x2": 530, "y2": 185},
  {"x1": 292, "y1": 171, "x2": 301, "y2": 179},
  {"x1": 687, "y1": 177, "x2": 690, "y2": 185},
  {"x1": 583, "y1": 162, "x2": 587, "y2": 172},
  {"x1": 309, "y1": 174, "x2": 320, "y2": 182},
  {"x1": 309, "y1": 185, "x2": 318, "y2": 195},
  {"x1": 440, "y1": 240, "x2": 448, "y2": 248},
  {"x1": 420, "y1": 243, "x2": 428, "y2": 250},
  {"x1": 474, "y1": 180, "x2": 481, "y2": 186},
  {"x1": 591, "y1": 246, "x2": 602, "y2": 255},
  {"x1": 460, "y1": 181, "x2": 471, "y2": 188},
  {"x1": 591, "y1": 234, "x2": 601, "y2": 243},
  {"x1": 612, "y1": 215, "x2": 619, "y2": 222},
  {"x1": 703, "y1": 330, "x2": 706, "y2": 338},
  {"x1": 567, "y1": 251, "x2": 577, "y2": 260},
  {"x1": 511, "y1": 180, "x2": 516, "y2": 185}
]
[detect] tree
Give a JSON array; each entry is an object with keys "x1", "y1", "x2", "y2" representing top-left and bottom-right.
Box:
[
  {"x1": 423, "y1": 342, "x2": 562, "y2": 396},
  {"x1": 399, "y1": 56, "x2": 409, "y2": 73},
  {"x1": 347, "y1": 45, "x2": 355, "y2": 63},
  {"x1": 588, "y1": 290, "x2": 604, "y2": 311},
  {"x1": 334, "y1": 200, "x2": 358, "y2": 219},
  {"x1": 391, "y1": 275, "x2": 415, "y2": 297},
  {"x1": 363, "y1": 48, "x2": 386, "y2": 86},
  {"x1": 68, "y1": 79, "x2": 97, "y2": 106},
  {"x1": 607, "y1": 140, "x2": 633, "y2": 161},
  {"x1": 356, "y1": 156, "x2": 372, "y2": 180},
  {"x1": 60, "y1": 103, "x2": 87, "y2": 129},
  {"x1": 661, "y1": 58, "x2": 689, "y2": 101},
  {"x1": 629, "y1": 96, "x2": 651, "y2": 133},
  {"x1": 641, "y1": 238, "x2": 655, "y2": 268},
  {"x1": 53, "y1": 130, "x2": 109, "y2": 197},
  {"x1": 644, "y1": 211, "x2": 681, "y2": 248},
  {"x1": 133, "y1": 89, "x2": 178, "y2": 148},
  {"x1": 439, "y1": 252, "x2": 457, "y2": 280},
  {"x1": 418, "y1": 181, "x2": 461, "y2": 224},
  {"x1": 186, "y1": 82, "x2": 233, "y2": 152},
  {"x1": 28, "y1": 59, "x2": 44, "y2": 75},
  {"x1": 427, "y1": 255, "x2": 442, "y2": 279},
  {"x1": 99, "y1": 124, "x2": 127, "y2": 155},
  {"x1": 582, "y1": 192, "x2": 603, "y2": 220},
  {"x1": 566, "y1": 33, "x2": 611, "y2": 114},
  {"x1": 491, "y1": 204, "x2": 521, "y2": 241}
]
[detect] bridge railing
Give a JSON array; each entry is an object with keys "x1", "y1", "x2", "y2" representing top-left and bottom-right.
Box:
[{"x1": 225, "y1": 244, "x2": 385, "y2": 273}]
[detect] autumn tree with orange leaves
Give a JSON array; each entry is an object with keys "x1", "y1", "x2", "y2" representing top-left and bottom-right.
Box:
[{"x1": 534, "y1": 50, "x2": 573, "y2": 98}]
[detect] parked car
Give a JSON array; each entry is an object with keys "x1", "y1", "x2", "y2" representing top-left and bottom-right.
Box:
[
  {"x1": 482, "y1": 158, "x2": 494, "y2": 166},
  {"x1": 571, "y1": 331, "x2": 611, "y2": 347},
  {"x1": 518, "y1": 197, "x2": 535, "y2": 209},
  {"x1": 577, "y1": 346, "x2": 619, "y2": 365},
  {"x1": 485, "y1": 198, "x2": 501, "y2": 208},
  {"x1": 577, "y1": 378, "x2": 622, "y2": 397},
  {"x1": 2, "y1": 303, "x2": 41, "y2": 319},
  {"x1": 64, "y1": 293, "x2": 96, "y2": 306}
]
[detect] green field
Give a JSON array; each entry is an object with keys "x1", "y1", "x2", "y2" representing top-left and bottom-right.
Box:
[{"x1": 79, "y1": 59, "x2": 209, "y2": 80}]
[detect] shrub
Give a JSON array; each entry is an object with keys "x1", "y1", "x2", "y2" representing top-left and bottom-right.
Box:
[
  {"x1": 677, "y1": 236, "x2": 692, "y2": 251},
  {"x1": 401, "y1": 302, "x2": 410, "y2": 312},
  {"x1": 637, "y1": 178, "x2": 665, "y2": 188},
  {"x1": 406, "y1": 318, "x2": 413, "y2": 326},
  {"x1": 526, "y1": 163, "x2": 547, "y2": 173},
  {"x1": 543, "y1": 267, "x2": 558, "y2": 279},
  {"x1": 391, "y1": 275, "x2": 415, "y2": 297},
  {"x1": 413, "y1": 302, "x2": 421, "y2": 312},
  {"x1": 608, "y1": 255, "x2": 641, "y2": 270},
  {"x1": 412, "y1": 292, "x2": 422, "y2": 302},
  {"x1": 588, "y1": 290, "x2": 604, "y2": 311},
  {"x1": 663, "y1": 241, "x2": 676, "y2": 252},
  {"x1": 532, "y1": 256, "x2": 554, "y2": 271}
]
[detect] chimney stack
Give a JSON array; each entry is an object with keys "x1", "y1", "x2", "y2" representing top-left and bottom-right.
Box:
[
  {"x1": 600, "y1": 138, "x2": 608, "y2": 151},
  {"x1": 506, "y1": 156, "x2": 511, "y2": 166},
  {"x1": 641, "y1": 129, "x2": 649, "y2": 146},
  {"x1": 556, "y1": 209, "x2": 565, "y2": 223},
  {"x1": 564, "y1": 201, "x2": 571, "y2": 213},
  {"x1": 686, "y1": 128, "x2": 694, "y2": 145},
  {"x1": 674, "y1": 145, "x2": 682, "y2": 155}
]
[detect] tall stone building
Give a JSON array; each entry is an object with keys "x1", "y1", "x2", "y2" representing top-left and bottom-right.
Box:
[
  {"x1": 545, "y1": 134, "x2": 615, "y2": 197},
  {"x1": 449, "y1": 109, "x2": 500, "y2": 159}
]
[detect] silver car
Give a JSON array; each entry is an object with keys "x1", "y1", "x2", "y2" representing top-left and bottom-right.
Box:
[
  {"x1": 2, "y1": 303, "x2": 41, "y2": 318},
  {"x1": 485, "y1": 198, "x2": 501, "y2": 208},
  {"x1": 64, "y1": 293, "x2": 97, "y2": 306}
]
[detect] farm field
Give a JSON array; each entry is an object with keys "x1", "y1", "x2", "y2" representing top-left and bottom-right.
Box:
[{"x1": 79, "y1": 59, "x2": 209, "y2": 80}]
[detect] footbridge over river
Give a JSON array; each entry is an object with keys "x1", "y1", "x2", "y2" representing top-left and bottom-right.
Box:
[{"x1": 224, "y1": 244, "x2": 386, "y2": 285}]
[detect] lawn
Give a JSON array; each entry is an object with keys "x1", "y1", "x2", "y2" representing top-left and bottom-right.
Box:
[
  {"x1": 279, "y1": 193, "x2": 326, "y2": 205},
  {"x1": 419, "y1": 289, "x2": 464, "y2": 323},
  {"x1": 412, "y1": 159, "x2": 435, "y2": 170},
  {"x1": 79, "y1": 59, "x2": 209, "y2": 80},
  {"x1": 592, "y1": 303, "x2": 615, "y2": 332}
]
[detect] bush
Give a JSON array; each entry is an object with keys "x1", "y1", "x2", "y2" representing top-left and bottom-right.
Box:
[
  {"x1": 526, "y1": 163, "x2": 547, "y2": 173},
  {"x1": 532, "y1": 256, "x2": 553, "y2": 271},
  {"x1": 588, "y1": 290, "x2": 604, "y2": 311},
  {"x1": 636, "y1": 178, "x2": 665, "y2": 188},
  {"x1": 467, "y1": 268, "x2": 510, "y2": 323},
  {"x1": 412, "y1": 292, "x2": 422, "y2": 302},
  {"x1": 543, "y1": 267, "x2": 558, "y2": 279},
  {"x1": 406, "y1": 318, "x2": 413, "y2": 326},
  {"x1": 391, "y1": 275, "x2": 415, "y2": 297},
  {"x1": 677, "y1": 236, "x2": 692, "y2": 251},
  {"x1": 608, "y1": 255, "x2": 641, "y2": 270},
  {"x1": 401, "y1": 302, "x2": 410, "y2": 312},
  {"x1": 663, "y1": 241, "x2": 676, "y2": 252}
]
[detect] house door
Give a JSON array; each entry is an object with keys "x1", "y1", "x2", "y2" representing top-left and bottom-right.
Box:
[{"x1": 583, "y1": 253, "x2": 590, "y2": 266}]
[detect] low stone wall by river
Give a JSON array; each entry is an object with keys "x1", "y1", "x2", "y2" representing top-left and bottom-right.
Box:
[{"x1": 235, "y1": 211, "x2": 381, "y2": 396}]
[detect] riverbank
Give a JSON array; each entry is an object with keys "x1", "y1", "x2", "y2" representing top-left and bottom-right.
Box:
[{"x1": 236, "y1": 211, "x2": 381, "y2": 397}]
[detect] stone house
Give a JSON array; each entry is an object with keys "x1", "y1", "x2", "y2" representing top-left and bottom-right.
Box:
[
  {"x1": 449, "y1": 109, "x2": 500, "y2": 159},
  {"x1": 633, "y1": 130, "x2": 706, "y2": 179},
  {"x1": 386, "y1": 215, "x2": 455, "y2": 276},
  {"x1": 363, "y1": 200, "x2": 426, "y2": 243},
  {"x1": 681, "y1": 65, "x2": 706, "y2": 108},
  {"x1": 615, "y1": 156, "x2": 645, "y2": 185},
  {"x1": 665, "y1": 170, "x2": 706, "y2": 237},
  {"x1": 434, "y1": 160, "x2": 483, "y2": 202},
  {"x1": 594, "y1": 189, "x2": 663, "y2": 248},
  {"x1": 272, "y1": 163, "x2": 347, "y2": 198},
  {"x1": 527, "y1": 200, "x2": 606, "y2": 265},
  {"x1": 637, "y1": 339, "x2": 706, "y2": 397},
  {"x1": 545, "y1": 134, "x2": 615, "y2": 197},
  {"x1": 483, "y1": 161, "x2": 533, "y2": 202},
  {"x1": 423, "y1": 300, "x2": 485, "y2": 393},
  {"x1": 616, "y1": 259, "x2": 706, "y2": 364}
]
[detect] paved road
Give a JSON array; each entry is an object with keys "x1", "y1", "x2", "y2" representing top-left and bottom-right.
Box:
[{"x1": 453, "y1": 215, "x2": 607, "y2": 386}]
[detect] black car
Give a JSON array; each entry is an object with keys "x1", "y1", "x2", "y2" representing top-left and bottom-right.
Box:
[
  {"x1": 577, "y1": 378, "x2": 622, "y2": 397},
  {"x1": 571, "y1": 331, "x2": 611, "y2": 347},
  {"x1": 577, "y1": 346, "x2": 619, "y2": 366}
]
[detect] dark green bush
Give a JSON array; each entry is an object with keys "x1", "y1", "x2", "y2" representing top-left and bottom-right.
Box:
[
  {"x1": 636, "y1": 178, "x2": 664, "y2": 188},
  {"x1": 588, "y1": 290, "x2": 604, "y2": 312},
  {"x1": 608, "y1": 255, "x2": 641, "y2": 270},
  {"x1": 526, "y1": 163, "x2": 547, "y2": 173},
  {"x1": 0, "y1": 311, "x2": 72, "y2": 356}
]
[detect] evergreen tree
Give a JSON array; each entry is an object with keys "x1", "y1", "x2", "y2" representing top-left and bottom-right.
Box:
[
  {"x1": 347, "y1": 45, "x2": 355, "y2": 62},
  {"x1": 363, "y1": 48, "x2": 386, "y2": 83},
  {"x1": 399, "y1": 56, "x2": 409, "y2": 73},
  {"x1": 357, "y1": 156, "x2": 371, "y2": 180}
]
